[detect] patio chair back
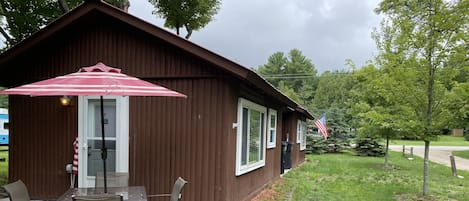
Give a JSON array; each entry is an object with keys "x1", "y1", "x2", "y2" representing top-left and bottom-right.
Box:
[
  {"x1": 146, "y1": 177, "x2": 187, "y2": 201},
  {"x1": 2, "y1": 180, "x2": 30, "y2": 201},
  {"x1": 95, "y1": 172, "x2": 128, "y2": 188},
  {"x1": 170, "y1": 177, "x2": 187, "y2": 201},
  {"x1": 72, "y1": 194, "x2": 123, "y2": 201}
]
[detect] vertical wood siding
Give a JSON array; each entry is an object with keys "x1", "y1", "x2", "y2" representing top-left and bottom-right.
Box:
[
  {"x1": 129, "y1": 78, "x2": 228, "y2": 201},
  {"x1": 9, "y1": 96, "x2": 77, "y2": 199}
]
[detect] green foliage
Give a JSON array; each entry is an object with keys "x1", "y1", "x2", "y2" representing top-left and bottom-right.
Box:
[
  {"x1": 306, "y1": 135, "x2": 327, "y2": 154},
  {"x1": 0, "y1": 146, "x2": 7, "y2": 185},
  {"x1": 373, "y1": 0, "x2": 468, "y2": 141},
  {"x1": 323, "y1": 132, "x2": 350, "y2": 153},
  {"x1": 0, "y1": 0, "x2": 130, "y2": 47},
  {"x1": 312, "y1": 71, "x2": 354, "y2": 110},
  {"x1": 0, "y1": 0, "x2": 75, "y2": 46},
  {"x1": 0, "y1": 88, "x2": 6, "y2": 108},
  {"x1": 452, "y1": 150, "x2": 469, "y2": 159},
  {"x1": 312, "y1": 70, "x2": 356, "y2": 138},
  {"x1": 372, "y1": 0, "x2": 468, "y2": 195},
  {"x1": 464, "y1": 132, "x2": 469, "y2": 141},
  {"x1": 0, "y1": 95, "x2": 6, "y2": 108},
  {"x1": 268, "y1": 153, "x2": 469, "y2": 201},
  {"x1": 258, "y1": 49, "x2": 318, "y2": 107},
  {"x1": 354, "y1": 137, "x2": 385, "y2": 157},
  {"x1": 446, "y1": 82, "x2": 469, "y2": 129},
  {"x1": 149, "y1": 0, "x2": 220, "y2": 39}
]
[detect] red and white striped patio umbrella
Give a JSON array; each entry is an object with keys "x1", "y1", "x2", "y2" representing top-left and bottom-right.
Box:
[
  {"x1": 0, "y1": 62, "x2": 186, "y2": 97},
  {"x1": 0, "y1": 62, "x2": 186, "y2": 192}
]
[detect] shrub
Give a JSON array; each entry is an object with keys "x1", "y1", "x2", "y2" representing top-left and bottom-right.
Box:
[
  {"x1": 354, "y1": 137, "x2": 385, "y2": 157},
  {"x1": 464, "y1": 132, "x2": 469, "y2": 141},
  {"x1": 324, "y1": 135, "x2": 350, "y2": 153},
  {"x1": 306, "y1": 133, "x2": 350, "y2": 154},
  {"x1": 306, "y1": 134, "x2": 328, "y2": 154}
]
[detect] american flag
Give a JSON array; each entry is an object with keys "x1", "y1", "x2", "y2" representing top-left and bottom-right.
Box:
[{"x1": 314, "y1": 115, "x2": 329, "y2": 139}]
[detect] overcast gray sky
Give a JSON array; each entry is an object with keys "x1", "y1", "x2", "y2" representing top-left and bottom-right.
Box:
[{"x1": 128, "y1": 0, "x2": 382, "y2": 73}]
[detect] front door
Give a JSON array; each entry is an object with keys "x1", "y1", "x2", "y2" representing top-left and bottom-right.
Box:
[{"x1": 78, "y1": 96, "x2": 129, "y2": 187}]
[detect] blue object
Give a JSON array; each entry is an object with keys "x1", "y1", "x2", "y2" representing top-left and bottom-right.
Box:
[{"x1": 0, "y1": 112, "x2": 8, "y2": 145}]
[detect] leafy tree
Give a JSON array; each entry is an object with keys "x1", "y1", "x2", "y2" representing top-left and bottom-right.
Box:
[
  {"x1": 0, "y1": 0, "x2": 130, "y2": 48},
  {"x1": 349, "y1": 64, "x2": 415, "y2": 167},
  {"x1": 0, "y1": 88, "x2": 7, "y2": 108},
  {"x1": 354, "y1": 137, "x2": 385, "y2": 157},
  {"x1": 0, "y1": 0, "x2": 77, "y2": 46},
  {"x1": 149, "y1": 0, "x2": 221, "y2": 39},
  {"x1": 312, "y1": 70, "x2": 355, "y2": 138},
  {"x1": 258, "y1": 49, "x2": 318, "y2": 107},
  {"x1": 306, "y1": 135, "x2": 328, "y2": 154},
  {"x1": 374, "y1": 0, "x2": 468, "y2": 195}
]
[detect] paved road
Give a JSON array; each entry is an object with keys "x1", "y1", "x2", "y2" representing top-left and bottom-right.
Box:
[{"x1": 389, "y1": 145, "x2": 469, "y2": 171}]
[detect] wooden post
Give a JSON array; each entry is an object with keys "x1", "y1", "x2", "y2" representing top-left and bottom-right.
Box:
[
  {"x1": 409, "y1": 147, "x2": 414, "y2": 159},
  {"x1": 450, "y1": 155, "x2": 457, "y2": 177},
  {"x1": 402, "y1": 145, "x2": 405, "y2": 157}
]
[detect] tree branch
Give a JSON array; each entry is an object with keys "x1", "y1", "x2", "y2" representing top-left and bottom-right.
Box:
[
  {"x1": 185, "y1": 25, "x2": 192, "y2": 39},
  {"x1": 0, "y1": 26, "x2": 13, "y2": 45},
  {"x1": 58, "y1": 0, "x2": 69, "y2": 14}
]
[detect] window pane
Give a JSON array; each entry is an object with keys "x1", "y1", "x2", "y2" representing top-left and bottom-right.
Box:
[
  {"x1": 249, "y1": 110, "x2": 260, "y2": 163},
  {"x1": 270, "y1": 130, "x2": 275, "y2": 143},
  {"x1": 241, "y1": 108, "x2": 248, "y2": 165},
  {"x1": 260, "y1": 113, "x2": 264, "y2": 160},
  {"x1": 270, "y1": 115, "x2": 276, "y2": 128}
]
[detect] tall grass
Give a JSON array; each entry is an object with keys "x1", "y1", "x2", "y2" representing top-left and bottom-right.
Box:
[
  {"x1": 266, "y1": 152, "x2": 469, "y2": 201},
  {"x1": 0, "y1": 146, "x2": 8, "y2": 185},
  {"x1": 452, "y1": 150, "x2": 469, "y2": 160},
  {"x1": 390, "y1": 136, "x2": 469, "y2": 146}
]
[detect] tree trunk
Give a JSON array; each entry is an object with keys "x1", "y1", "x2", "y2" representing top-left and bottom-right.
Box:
[
  {"x1": 58, "y1": 0, "x2": 69, "y2": 13},
  {"x1": 423, "y1": 140, "x2": 430, "y2": 196},
  {"x1": 185, "y1": 25, "x2": 192, "y2": 39},
  {"x1": 384, "y1": 135, "x2": 389, "y2": 167}
]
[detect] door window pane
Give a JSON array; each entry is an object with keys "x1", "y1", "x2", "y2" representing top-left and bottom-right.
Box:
[{"x1": 87, "y1": 99, "x2": 117, "y2": 177}]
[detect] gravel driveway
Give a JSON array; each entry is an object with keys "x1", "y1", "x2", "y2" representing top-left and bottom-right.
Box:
[{"x1": 389, "y1": 145, "x2": 469, "y2": 171}]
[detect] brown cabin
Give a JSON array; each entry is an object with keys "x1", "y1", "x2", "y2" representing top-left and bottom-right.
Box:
[{"x1": 0, "y1": 1, "x2": 313, "y2": 200}]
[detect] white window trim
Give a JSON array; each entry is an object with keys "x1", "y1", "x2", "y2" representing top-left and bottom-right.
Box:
[
  {"x1": 297, "y1": 120, "x2": 302, "y2": 143},
  {"x1": 78, "y1": 96, "x2": 129, "y2": 187},
  {"x1": 235, "y1": 98, "x2": 266, "y2": 176},
  {"x1": 297, "y1": 120, "x2": 307, "y2": 151},
  {"x1": 267, "y1": 109, "x2": 277, "y2": 149}
]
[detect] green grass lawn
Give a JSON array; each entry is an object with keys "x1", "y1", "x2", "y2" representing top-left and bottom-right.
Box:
[
  {"x1": 265, "y1": 151, "x2": 469, "y2": 201},
  {"x1": 390, "y1": 135, "x2": 469, "y2": 146},
  {"x1": 452, "y1": 150, "x2": 469, "y2": 160},
  {"x1": 0, "y1": 146, "x2": 8, "y2": 185}
]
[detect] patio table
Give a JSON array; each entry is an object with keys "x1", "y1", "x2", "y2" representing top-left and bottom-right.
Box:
[{"x1": 57, "y1": 186, "x2": 147, "y2": 201}]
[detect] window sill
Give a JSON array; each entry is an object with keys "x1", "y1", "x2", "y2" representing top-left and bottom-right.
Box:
[{"x1": 236, "y1": 162, "x2": 265, "y2": 176}]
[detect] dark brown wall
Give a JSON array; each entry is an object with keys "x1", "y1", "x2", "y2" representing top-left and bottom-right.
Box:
[
  {"x1": 129, "y1": 78, "x2": 230, "y2": 201},
  {"x1": 9, "y1": 96, "x2": 77, "y2": 199},
  {"x1": 221, "y1": 87, "x2": 286, "y2": 201},
  {"x1": 3, "y1": 11, "x2": 304, "y2": 201}
]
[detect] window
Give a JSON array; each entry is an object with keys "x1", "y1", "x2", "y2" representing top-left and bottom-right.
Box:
[
  {"x1": 236, "y1": 98, "x2": 266, "y2": 176},
  {"x1": 267, "y1": 109, "x2": 277, "y2": 148},
  {"x1": 297, "y1": 120, "x2": 307, "y2": 151}
]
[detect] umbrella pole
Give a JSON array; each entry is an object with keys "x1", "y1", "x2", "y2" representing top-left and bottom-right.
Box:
[{"x1": 100, "y1": 96, "x2": 108, "y2": 193}]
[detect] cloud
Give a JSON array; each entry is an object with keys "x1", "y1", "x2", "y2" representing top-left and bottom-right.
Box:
[{"x1": 129, "y1": 0, "x2": 382, "y2": 73}]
